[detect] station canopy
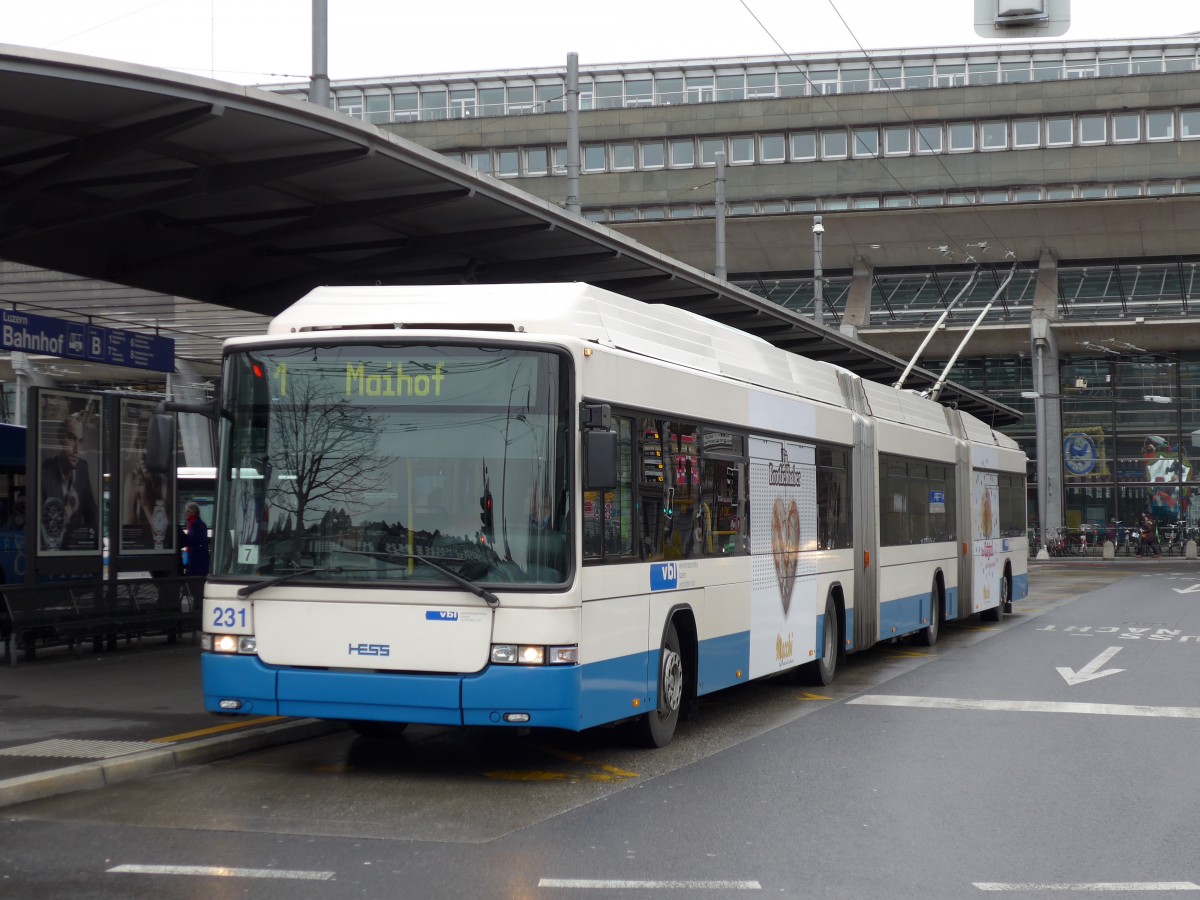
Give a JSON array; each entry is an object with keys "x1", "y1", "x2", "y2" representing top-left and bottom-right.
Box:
[{"x1": 0, "y1": 45, "x2": 1017, "y2": 425}]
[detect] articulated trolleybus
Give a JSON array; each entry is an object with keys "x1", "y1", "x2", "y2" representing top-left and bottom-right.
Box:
[{"x1": 199, "y1": 283, "x2": 1027, "y2": 747}]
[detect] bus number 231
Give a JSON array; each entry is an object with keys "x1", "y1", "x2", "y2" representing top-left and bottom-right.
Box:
[{"x1": 212, "y1": 606, "x2": 248, "y2": 629}]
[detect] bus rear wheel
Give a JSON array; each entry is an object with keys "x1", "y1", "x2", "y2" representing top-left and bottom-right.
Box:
[
  {"x1": 914, "y1": 578, "x2": 940, "y2": 646},
  {"x1": 798, "y1": 594, "x2": 839, "y2": 685},
  {"x1": 635, "y1": 620, "x2": 683, "y2": 748},
  {"x1": 981, "y1": 573, "x2": 1009, "y2": 622}
]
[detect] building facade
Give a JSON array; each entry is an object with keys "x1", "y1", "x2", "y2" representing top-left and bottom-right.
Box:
[{"x1": 263, "y1": 36, "x2": 1200, "y2": 544}]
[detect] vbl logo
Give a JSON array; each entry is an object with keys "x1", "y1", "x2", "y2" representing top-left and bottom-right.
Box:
[{"x1": 348, "y1": 643, "x2": 390, "y2": 657}]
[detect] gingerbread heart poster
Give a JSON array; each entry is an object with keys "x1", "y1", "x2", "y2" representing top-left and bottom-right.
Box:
[{"x1": 748, "y1": 436, "x2": 817, "y2": 679}]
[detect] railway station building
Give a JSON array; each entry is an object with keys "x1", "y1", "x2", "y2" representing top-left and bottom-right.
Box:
[
  {"x1": 5, "y1": 34, "x2": 1200, "y2": 546},
  {"x1": 261, "y1": 34, "x2": 1200, "y2": 543}
]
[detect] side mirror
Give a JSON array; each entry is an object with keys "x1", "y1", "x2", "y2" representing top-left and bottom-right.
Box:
[
  {"x1": 145, "y1": 413, "x2": 176, "y2": 474},
  {"x1": 583, "y1": 430, "x2": 617, "y2": 491}
]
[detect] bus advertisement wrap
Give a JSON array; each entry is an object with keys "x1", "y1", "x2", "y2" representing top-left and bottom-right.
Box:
[
  {"x1": 972, "y1": 470, "x2": 1001, "y2": 612},
  {"x1": 749, "y1": 436, "x2": 817, "y2": 679}
]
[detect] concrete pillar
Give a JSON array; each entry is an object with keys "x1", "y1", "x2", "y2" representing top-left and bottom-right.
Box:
[
  {"x1": 1031, "y1": 248, "x2": 1063, "y2": 543},
  {"x1": 839, "y1": 255, "x2": 873, "y2": 340}
]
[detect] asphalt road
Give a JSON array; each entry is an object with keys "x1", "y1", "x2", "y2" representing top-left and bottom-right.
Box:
[{"x1": 3, "y1": 560, "x2": 1200, "y2": 899}]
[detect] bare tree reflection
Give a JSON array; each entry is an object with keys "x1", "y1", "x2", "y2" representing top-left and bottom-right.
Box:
[{"x1": 265, "y1": 375, "x2": 388, "y2": 557}]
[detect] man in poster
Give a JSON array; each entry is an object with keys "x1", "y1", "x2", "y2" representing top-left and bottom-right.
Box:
[{"x1": 40, "y1": 411, "x2": 99, "y2": 551}]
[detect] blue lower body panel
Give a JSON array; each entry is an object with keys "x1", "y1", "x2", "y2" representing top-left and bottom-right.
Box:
[
  {"x1": 696, "y1": 631, "x2": 750, "y2": 696},
  {"x1": 1013, "y1": 572, "x2": 1029, "y2": 601},
  {"x1": 879, "y1": 586, "x2": 951, "y2": 640},
  {"x1": 204, "y1": 651, "x2": 643, "y2": 732}
]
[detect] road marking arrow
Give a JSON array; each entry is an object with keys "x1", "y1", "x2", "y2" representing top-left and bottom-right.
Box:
[
  {"x1": 1056, "y1": 646, "x2": 1126, "y2": 686},
  {"x1": 1173, "y1": 584, "x2": 1200, "y2": 594}
]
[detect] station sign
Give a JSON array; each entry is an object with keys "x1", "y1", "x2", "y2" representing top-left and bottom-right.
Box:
[{"x1": 1, "y1": 309, "x2": 174, "y2": 373}]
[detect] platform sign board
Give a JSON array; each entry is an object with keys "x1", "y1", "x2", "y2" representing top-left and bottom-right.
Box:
[{"x1": 1, "y1": 309, "x2": 174, "y2": 373}]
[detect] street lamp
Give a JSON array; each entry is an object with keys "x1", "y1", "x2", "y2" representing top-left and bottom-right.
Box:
[{"x1": 812, "y1": 216, "x2": 824, "y2": 327}]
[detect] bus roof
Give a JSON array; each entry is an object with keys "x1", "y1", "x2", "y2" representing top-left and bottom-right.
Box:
[
  {"x1": 265, "y1": 283, "x2": 850, "y2": 411},
  {"x1": 260, "y1": 283, "x2": 1014, "y2": 446}
]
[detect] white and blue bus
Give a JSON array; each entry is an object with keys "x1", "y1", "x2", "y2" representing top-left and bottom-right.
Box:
[{"x1": 196, "y1": 283, "x2": 1027, "y2": 746}]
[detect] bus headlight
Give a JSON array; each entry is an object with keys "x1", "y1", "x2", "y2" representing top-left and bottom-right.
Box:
[
  {"x1": 209, "y1": 634, "x2": 257, "y2": 654},
  {"x1": 491, "y1": 644, "x2": 517, "y2": 664},
  {"x1": 548, "y1": 645, "x2": 578, "y2": 664},
  {"x1": 490, "y1": 644, "x2": 578, "y2": 665}
]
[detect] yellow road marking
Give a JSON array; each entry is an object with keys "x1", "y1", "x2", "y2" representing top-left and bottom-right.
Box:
[
  {"x1": 151, "y1": 716, "x2": 286, "y2": 743},
  {"x1": 796, "y1": 692, "x2": 831, "y2": 701},
  {"x1": 535, "y1": 745, "x2": 639, "y2": 779},
  {"x1": 483, "y1": 743, "x2": 639, "y2": 782}
]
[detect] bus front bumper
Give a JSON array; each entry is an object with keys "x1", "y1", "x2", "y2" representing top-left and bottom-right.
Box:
[{"x1": 201, "y1": 652, "x2": 590, "y2": 731}]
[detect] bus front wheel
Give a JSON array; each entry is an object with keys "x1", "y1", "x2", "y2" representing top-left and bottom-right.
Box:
[{"x1": 636, "y1": 620, "x2": 683, "y2": 748}]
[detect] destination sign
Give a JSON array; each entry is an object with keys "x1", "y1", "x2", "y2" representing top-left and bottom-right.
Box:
[{"x1": 1, "y1": 309, "x2": 174, "y2": 373}]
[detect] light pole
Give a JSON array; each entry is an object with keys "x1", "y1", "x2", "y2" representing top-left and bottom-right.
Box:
[
  {"x1": 812, "y1": 216, "x2": 824, "y2": 327},
  {"x1": 714, "y1": 152, "x2": 726, "y2": 281},
  {"x1": 310, "y1": 0, "x2": 330, "y2": 109}
]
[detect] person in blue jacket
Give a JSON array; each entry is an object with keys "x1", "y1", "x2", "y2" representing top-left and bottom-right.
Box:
[{"x1": 183, "y1": 501, "x2": 210, "y2": 576}]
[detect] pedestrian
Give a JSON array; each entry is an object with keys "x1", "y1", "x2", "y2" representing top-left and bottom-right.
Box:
[
  {"x1": 182, "y1": 501, "x2": 210, "y2": 576},
  {"x1": 1137, "y1": 512, "x2": 1161, "y2": 559}
]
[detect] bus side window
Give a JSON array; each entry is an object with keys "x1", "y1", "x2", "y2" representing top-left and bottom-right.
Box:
[
  {"x1": 817, "y1": 445, "x2": 851, "y2": 550},
  {"x1": 699, "y1": 429, "x2": 747, "y2": 557},
  {"x1": 697, "y1": 457, "x2": 747, "y2": 556},
  {"x1": 639, "y1": 418, "x2": 667, "y2": 561},
  {"x1": 584, "y1": 416, "x2": 634, "y2": 561}
]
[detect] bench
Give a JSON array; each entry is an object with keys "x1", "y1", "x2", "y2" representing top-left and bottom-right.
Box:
[{"x1": 1, "y1": 575, "x2": 203, "y2": 665}]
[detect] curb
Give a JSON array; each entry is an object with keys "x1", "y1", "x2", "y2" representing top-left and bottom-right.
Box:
[{"x1": 0, "y1": 718, "x2": 345, "y2": 810}]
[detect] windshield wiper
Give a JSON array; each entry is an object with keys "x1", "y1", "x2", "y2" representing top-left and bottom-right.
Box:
[
  {"x1": 341, "y1": 549, "x2": 500, "y2": 607},
  {"x1": 236, "y1": 566, "x2": 344, "y2": 600}
]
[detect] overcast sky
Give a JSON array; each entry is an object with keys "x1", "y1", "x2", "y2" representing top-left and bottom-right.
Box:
[{"x1": 2, "y1": 0, "x2": 1196, "y2": 86}]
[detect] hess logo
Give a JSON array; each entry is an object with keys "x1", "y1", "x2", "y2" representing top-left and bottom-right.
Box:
[{"x1": 348, "y1": 643, "x2": 390, "y2": 657}]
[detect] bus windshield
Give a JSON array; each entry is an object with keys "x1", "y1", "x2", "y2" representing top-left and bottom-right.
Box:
[{"x1": 213, "y1": 343, "x2": 572, "y2": 587}]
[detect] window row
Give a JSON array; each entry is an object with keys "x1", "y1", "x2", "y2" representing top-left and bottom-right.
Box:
[
  {"x1": 879, "y1": 454, "x2": 957, "y2": 547},
  {"x1": 445, "y1": 108, "x2": 1200, "y2": 179},
  {"x1": 577, "y1": 180, "x2": 1200, "y2": 224},
  {"x1": 583, "y1": 415, "x2": 852, "y2": 562},
  {"x1": 312, "y1": 45, "x2": 1200, "y2": 123}
]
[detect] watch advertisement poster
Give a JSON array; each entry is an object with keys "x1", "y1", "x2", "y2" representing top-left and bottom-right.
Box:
[
  {"x1": 119, "y1": 397, "x2": 175, "y2": 554},
  {"x1": 37, "y1": 390, "x2": 102, "y2": 556}
]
